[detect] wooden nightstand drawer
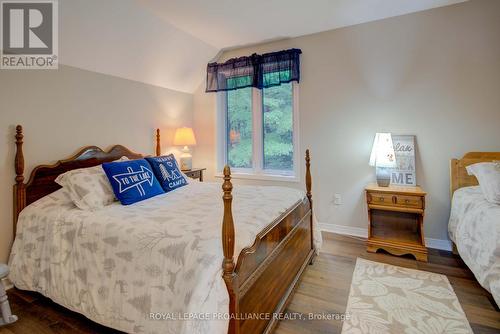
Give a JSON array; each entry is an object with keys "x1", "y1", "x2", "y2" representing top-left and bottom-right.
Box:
[
  {"x1": 183, "y1": 168, "x2": 206, "y2": 181},
  {"x1": 185, "y1": 170, "x2": 201, "y2": 179},
  {"x1": 395, "y1": 194, "x2": 423, "y2": 209},
  {"x1": 368, "y1": 192, "x2": 423, "y2": 210},
  {"x1": 368, "y1": 192, "x2": 395, "y2": 206}
]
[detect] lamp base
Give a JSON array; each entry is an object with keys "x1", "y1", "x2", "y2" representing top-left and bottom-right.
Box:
[
  {"x1": 376, "y1": 167, "x2": 391, "y2": 187},
  {"x1": 180, "y1": 146, "x2": 192, "y2": 171}
]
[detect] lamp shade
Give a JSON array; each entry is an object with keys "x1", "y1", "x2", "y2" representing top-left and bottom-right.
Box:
[
  {"x1": 369, "y1": 133, "x2": 397, "y2": 168},
  {"x1": 173, "y1": 127, "x2": 197, "y2": 146}
]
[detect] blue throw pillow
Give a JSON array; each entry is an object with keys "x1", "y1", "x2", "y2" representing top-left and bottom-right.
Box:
[
  {"x1": 145, "y1": 154, "x2": 188, "y2": 193},
  {"x1": 102, "y1": 159, "x2": 164, "y2": 205}
]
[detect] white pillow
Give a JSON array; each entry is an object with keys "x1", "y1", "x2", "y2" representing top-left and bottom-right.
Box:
[
  {"x1": 55, "y1": 156, "x2": 129, "y2": 210},
  {"x1": 466, "y1": 162, "x2": 500, "y2": 204}
]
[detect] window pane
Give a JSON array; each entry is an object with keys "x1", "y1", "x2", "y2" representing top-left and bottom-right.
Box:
[
  {"x1": 263, "y1": 81, "x2": 293, "y2": 171},
  {"x1": 227, "y1": 87, "x2": 252, "y2": 168}
]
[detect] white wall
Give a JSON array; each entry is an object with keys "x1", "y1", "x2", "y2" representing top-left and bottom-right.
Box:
[
  {"x1": 192, "y1": 0, "x2": 500, "y2": 243},
  {"x1": 0, "y1": 65, "x2": 193, "y2": 263}
]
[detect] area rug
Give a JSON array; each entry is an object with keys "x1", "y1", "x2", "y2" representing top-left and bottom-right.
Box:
[{"x1": 341, "y1": 258, "x2": 473, "y2": 334}]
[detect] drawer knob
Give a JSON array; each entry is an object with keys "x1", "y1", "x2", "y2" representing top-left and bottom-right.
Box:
[
  {"x1": 379, "y1": 197, "x2": 384, "y2": 202},
  {"x1": 405, "y1": 199, "x2": 410, "y2": 204}
]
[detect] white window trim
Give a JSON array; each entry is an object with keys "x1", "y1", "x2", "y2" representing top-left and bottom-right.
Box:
[{"x1": 216, "y1": 82, "x2": 300, "y2": 182}]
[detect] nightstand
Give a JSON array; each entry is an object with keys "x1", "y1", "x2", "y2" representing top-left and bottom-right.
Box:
[
  {"x1": 183, "y1": 168, "x2": 206, "y2": 182},
  {"x1": 365, "y1": 183, "x2": 428, "y2": 262}
]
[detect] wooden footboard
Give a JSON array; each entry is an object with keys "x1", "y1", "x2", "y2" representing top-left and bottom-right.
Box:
[{"x1": 221, "y1": 150, "x2": 315, "y2": 334}]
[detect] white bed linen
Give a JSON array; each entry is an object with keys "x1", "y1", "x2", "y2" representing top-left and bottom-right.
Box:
[
  {"x1": 9, "y1": 182, "x2": 322, "y2": 334},
  {"x1": 448, "y1": 186, "x2": 500, "y2": 306}
]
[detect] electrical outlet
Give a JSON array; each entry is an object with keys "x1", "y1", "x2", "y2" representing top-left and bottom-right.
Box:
[{"x1": 334, "y1": 194, "x2": 342, "y2": 205}]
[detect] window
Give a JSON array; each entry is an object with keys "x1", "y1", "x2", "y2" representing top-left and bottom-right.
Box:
[
  {"x1": 227, "y1": 86, "x2": 253, "y2": 169},
  {"x1": 218, "y1": 73, "x2": 298, "y2": 180}
]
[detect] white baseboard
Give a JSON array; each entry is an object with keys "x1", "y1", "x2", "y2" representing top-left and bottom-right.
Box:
[
  {"x1": 1, "y1": 277, "x2": 13, "y2": 290},
  {"x1": 320, "y1": 222, "x2": 367, "y2": 238},
  {"x1": 424, "y1": 238, "x2": 453, "y2": 252},
  {"x1": 319, "y1": 222, "x2": 452, "y2": 251}
]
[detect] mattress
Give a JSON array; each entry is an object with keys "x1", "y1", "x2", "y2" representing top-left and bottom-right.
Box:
[
  {"x1": 9, "y1": 181, "x2": 321, "y2": 334},
  {"x1": 448, "y1": 186, "x2": 500, "y2": 306}
]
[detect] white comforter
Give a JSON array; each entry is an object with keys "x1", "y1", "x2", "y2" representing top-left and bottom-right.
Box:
[
  {"x1": 448, "y1": 186, "x2": 500, "y2": 306},
  {"x1": 9, "y1": 182, "x2": 321, "y2": 334}
]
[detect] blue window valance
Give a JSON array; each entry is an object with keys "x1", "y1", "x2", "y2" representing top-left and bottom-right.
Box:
[{"x1": 206, "y1": 48, "x2": 302, "y2": 92}]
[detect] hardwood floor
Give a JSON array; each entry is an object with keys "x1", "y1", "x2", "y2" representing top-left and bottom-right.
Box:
[{"x1": 1, "y1": 233, "x2": 499, "y2": 334}]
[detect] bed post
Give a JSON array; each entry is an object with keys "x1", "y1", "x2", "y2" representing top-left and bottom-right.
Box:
[
  {"x1": 221, "y1": 166, "x2": 239, "y2": 334},
  {"x1": 450, "y1": 158, "x2": 459, "y2": 198},
  {"x1": 305, "y1": 149, "x2": 312, "y2": 208},
  {"x1": 13, "y1": 125, "x2": 26, "y2": 235},
  {"x1": 155, "y1": 129, "x2": 161, "y2": 156},
  {"x1": 305, "y1": 149, "x2": 315, "y2": 263},
  {"x1": 450, "y1": 158, "x2": 460, "y2": 255}
]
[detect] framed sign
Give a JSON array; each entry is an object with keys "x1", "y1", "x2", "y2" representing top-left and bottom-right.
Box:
[{"x1": 391, "y1": 135, "x2": 416, "y2": 186}]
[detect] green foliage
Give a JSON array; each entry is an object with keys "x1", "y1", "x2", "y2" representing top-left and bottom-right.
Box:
[{"x1": 227, "y1": 87, "x2": 253, "y2": 168}]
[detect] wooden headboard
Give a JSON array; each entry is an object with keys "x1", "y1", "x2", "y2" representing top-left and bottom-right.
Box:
[
  {"x1": 13, "y1": 125, "x2": 162, "y2": 234},
  {"x1": 450, "y1": 152, "x2": 500, "y2": 196}
]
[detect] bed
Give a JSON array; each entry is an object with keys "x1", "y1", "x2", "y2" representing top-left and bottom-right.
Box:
[
  {"x1": 9, "y1": 125, "x2": 321, "y2": 334},
  {"x1": 449, "y1": 152, "x2": 500, "y2": 306}
]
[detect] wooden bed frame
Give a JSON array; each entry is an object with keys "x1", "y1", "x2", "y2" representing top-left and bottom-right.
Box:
[
  {"x1": 12, "y1": 125, "x2": 315, "y2": 334},
  {"x1": 450, "y1": 152, "x2": 500, "y2": 254}
]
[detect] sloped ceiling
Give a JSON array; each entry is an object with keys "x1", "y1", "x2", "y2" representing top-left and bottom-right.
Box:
[
  {"x1": 60, "y1": 0, "x2": 218, "y2": 93},
  {"x1": 140, "y1": 0, "x2": 466, "y2": 50},
  {"x1": 59, "y1": 0, "x2": 466, "y2": 93}
]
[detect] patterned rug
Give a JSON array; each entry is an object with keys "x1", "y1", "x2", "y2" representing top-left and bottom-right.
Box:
[{"x1": 342, "y1": 258, "x2": 473, "y2": 334}]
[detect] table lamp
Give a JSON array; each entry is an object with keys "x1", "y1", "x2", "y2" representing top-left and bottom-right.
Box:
[
  {"x1": 369, "y1": 133, "x2": 397, "y2": 187},
  {"x1": 174, "y1": 127, "x2": 197, "y2": 171}
]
